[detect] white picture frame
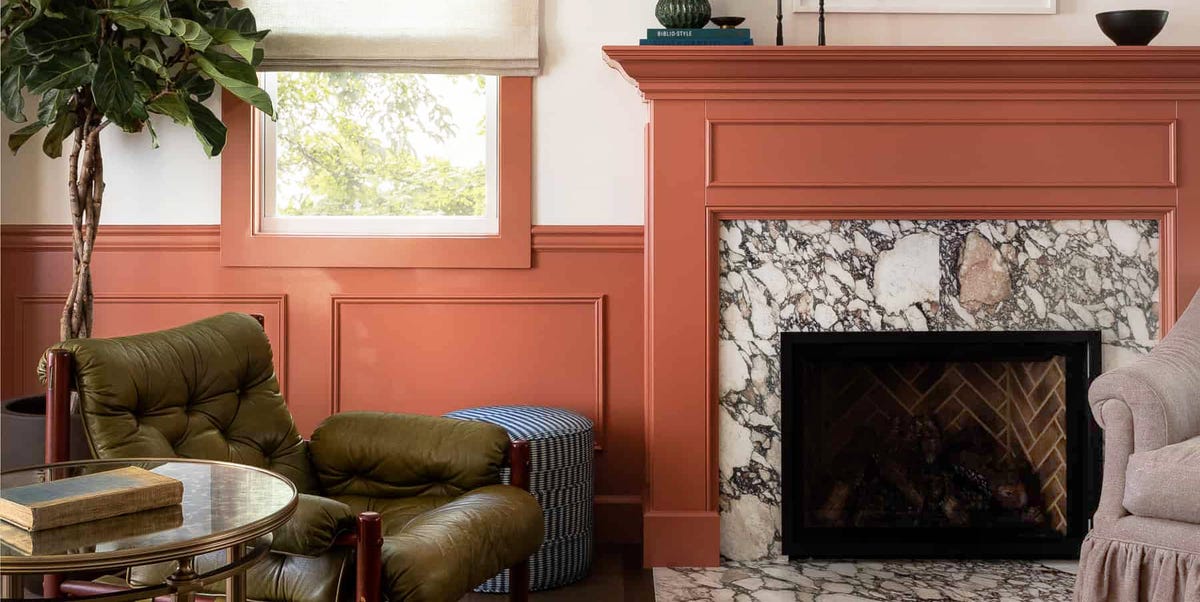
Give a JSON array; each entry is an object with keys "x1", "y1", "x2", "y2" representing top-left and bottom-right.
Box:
[{"x1": 791, "y1": 0, "x2": 1056, "y2": 15}]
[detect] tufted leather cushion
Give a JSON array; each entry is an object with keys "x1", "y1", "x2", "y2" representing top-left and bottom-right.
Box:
[
  {"x1": 41, "y1": 312, "x2": 317, "y2": 493},
  {"x1": 310, "y1": 412, "x2": 509, "y2": 499}
]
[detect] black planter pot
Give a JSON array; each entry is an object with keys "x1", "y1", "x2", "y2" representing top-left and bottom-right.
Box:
[{"x1": 1, "y1": 394, "x2": 91, "y2": 471}]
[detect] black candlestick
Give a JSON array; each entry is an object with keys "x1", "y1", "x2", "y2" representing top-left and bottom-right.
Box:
[
  {"x1": 818, "y1": 0, "x2": 826, "y2": 46},
  {"x1": 776, "y1": 0, "x2": 783, "y2": 45}
]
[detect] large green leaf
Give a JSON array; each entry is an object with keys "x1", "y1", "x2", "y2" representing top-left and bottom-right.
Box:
[
  {"x1": 194, "y1": 53, "x2": 272, "y2": 117},
  {"x1": 199, "y1": 50, "x2": 255, "y2": 84},
  {"x1": 23, "y1": 7, "x2": 98, "y2": 57},
  {"x1": 185, "y1": 97, "x2": 225, "y2": 156},
  {"x1": 7, "y1": 120, "x2": 44, "y2": 153},
  {"x1": 133, "y1": 53, "x2": 170, "y2": 80},
  {"x1": 208, "y1": 27, "x2": 256, "y2": 63},
  {"x1": 170, "y1": 18, "x2": 212, "y2": 52},
  {"x1": 147, "y1": 91, "x2": 189, "y2": 125},
  {"x1": 7, "y1": 0, "x2": 46, "y2": 38},
  {"x1": 207, "y1": 7, "x2": 267, "y2": 40},
  {"x1": 41, "y1": 109, "x2": 77, "y2": 158},
  {"x1": 36, "y1": 88, "x2": 67, "y2": 124},
  {"x1": 92, "y1": 45, "x2": 137, "y2": 120},
  {"x1": 1, "y1": 32, "x2": 34, "y2": 70},
  {"x1": 104, "y1": 11, "x2": 172, "y2": 35},
  {"x1": 1, "y1": 65, "x2": 26, "y2": 122},
  {"x1": 25, "y1": 50, "x2": 94, "y2": 94}
]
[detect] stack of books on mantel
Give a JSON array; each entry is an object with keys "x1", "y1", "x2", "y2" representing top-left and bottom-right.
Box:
[{"x1": 640, "y1": 28, "x2": 753, "y2": 46}]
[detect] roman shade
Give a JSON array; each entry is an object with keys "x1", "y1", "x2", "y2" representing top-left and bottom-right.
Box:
[{"x1": 233, "y1": 0, "x2": 541, "y2": 75}]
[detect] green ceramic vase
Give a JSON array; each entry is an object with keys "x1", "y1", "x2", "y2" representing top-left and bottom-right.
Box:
[{"x1": 655, "y1": 0, "x2": 712, "y2": 29}]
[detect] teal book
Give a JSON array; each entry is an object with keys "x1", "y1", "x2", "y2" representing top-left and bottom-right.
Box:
[
  {"x1": 646, "y1": 28, "x2": 751, "y2": 39},
  {"x1": 0, "y1": 466, "x2": 183, "y2": 531},
  {"x1": 639, "y1": 38, "x2": 754, "y2": 46}
]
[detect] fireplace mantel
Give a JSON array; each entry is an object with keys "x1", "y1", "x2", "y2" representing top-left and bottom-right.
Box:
[
  {"x1": 603, "y1": 45, "x2": 1200, "y2": 567},
  {"x1": 603, "y1": 46, "x2": 1200, "y2": 98}
]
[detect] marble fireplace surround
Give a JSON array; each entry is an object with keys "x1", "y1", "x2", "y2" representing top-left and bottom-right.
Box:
[
  {"x1": 602, "y1": 46, "x2": 1200, "y2": 567},
  {"x1": 717, "y1": 218, "x2": 1160, "y2": 561}
]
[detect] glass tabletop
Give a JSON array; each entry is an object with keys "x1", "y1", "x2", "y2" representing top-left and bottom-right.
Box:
[{"x1": 0, "y1": 459, "x2": 297, "y2": 573}]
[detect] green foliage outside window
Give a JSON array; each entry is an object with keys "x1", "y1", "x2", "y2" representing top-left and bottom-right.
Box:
[{"x1": 272, "y1": 72, "x2": 488, "y2": 218}]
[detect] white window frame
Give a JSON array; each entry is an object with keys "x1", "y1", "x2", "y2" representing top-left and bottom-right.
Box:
[{"x1": 258, "y1": 73, "x2": 501, "y2": 237}]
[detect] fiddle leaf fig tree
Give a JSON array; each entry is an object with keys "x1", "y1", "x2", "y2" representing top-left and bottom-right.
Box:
[{"x1": 1, "y1": 0, "x2": 274, "y2": 340}]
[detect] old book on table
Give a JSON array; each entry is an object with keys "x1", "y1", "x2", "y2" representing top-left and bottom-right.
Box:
[{"x1": 0, "y1": 466, "x2": 183, "y2": 531}]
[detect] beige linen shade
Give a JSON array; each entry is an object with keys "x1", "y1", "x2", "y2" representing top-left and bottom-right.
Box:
[{"x1": 232, "y1": 0, "x2": 541, "y2": 75}]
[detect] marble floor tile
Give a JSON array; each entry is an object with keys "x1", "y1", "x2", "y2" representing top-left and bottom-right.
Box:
[{"x1": 654, "y1": 558, "x2": 1074, "y2": 601}]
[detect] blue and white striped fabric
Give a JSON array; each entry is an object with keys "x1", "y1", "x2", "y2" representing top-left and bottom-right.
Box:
[{"x1": 445, "y1": 406, "x2": 594, "y2": 592}]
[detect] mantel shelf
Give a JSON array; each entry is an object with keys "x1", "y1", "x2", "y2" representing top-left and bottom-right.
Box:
[{"x1": 602, "y1": 45, "x2": 1200, "y2": 99}]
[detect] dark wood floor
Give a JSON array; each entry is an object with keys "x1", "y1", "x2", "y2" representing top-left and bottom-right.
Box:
[{"x1": 461, "y1": 544, "x2": 655, "y2": 602}]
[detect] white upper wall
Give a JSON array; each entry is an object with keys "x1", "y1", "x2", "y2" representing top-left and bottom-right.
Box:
[{"x1": 3, "y1": 0, "x2": 1198, "y2": 225}]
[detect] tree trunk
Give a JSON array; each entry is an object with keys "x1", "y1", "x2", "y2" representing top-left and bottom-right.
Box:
[{"x1": 60, "y1": 99, "x2": 104, "y2": 342}]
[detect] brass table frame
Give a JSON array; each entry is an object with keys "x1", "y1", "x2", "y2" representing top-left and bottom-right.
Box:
[{"x1": 0, "y1": 459, "x2": 298, "y2": 602}]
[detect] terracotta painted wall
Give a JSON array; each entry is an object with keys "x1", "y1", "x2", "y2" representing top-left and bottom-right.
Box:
[{"x1": 0, "y1": 225, "x2": 645, "y2": 543}]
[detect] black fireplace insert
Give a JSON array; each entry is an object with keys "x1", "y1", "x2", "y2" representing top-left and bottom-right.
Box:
[{"x1": 781, "y1": 331, "x2": 1102, "y2": 559}]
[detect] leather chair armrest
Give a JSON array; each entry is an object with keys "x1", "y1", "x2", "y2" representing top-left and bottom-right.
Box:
[
  {"x1": 380, "y1": 484, "x2": 544, "y2": 602},
  {"x1": 271, "y1": 494, "x2": 357, "y2": 557}
]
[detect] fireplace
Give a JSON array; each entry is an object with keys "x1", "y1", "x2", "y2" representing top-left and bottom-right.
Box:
[{"x1": 781, "y1": 331, "x2": 1102, "y2": 558}]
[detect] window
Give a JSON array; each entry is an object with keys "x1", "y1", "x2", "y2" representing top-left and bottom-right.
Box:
[
  {"x1": 220, "y1": 76, "x2": 531, "y2": 269},
  {"x1": 259, "y1": 73, "x2": 499, "y2": 236}
]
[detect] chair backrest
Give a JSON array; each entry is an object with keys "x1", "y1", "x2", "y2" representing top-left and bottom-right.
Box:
[{"x1": 43, "y1": 312, "x2": 317, "y2": 493}]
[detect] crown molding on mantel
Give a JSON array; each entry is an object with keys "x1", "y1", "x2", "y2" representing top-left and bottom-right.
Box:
[{"x1": 602, "y1": 46, "x2": 1200, "y2": 99}]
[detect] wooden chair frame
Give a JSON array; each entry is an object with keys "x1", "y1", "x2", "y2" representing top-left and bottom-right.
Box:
[{"x1": 43, "y1": 316, "x2": 534, "y2": 602}]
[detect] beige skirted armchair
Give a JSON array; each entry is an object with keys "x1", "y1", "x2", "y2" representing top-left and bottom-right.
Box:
[{"x1": 1075, "y1": 289, "x2": 1200, "y2": 601}]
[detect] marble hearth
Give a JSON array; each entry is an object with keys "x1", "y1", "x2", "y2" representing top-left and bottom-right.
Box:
[{"x1": 717, "y1": 219, "x2": 1160, "y2": 561}]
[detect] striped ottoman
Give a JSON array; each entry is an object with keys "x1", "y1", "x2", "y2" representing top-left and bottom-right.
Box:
[{"x1": 445, "y1": 406, "x2": 593, "y2": 592}]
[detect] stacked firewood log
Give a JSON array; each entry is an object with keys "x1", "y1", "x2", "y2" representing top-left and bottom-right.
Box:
[{"x1": 814, "y1": 415, "x2": 1049, "y2": 530}]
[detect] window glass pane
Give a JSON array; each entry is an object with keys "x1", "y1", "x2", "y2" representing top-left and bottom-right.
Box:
[{"x1": 268, "y1": 72, "x2": 493, "y2": 220}]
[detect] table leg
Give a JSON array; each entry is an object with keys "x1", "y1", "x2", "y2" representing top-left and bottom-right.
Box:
[
  {"x1": 167, "y1": 556, "x2": 198, "y2": 602},
  {"x1": 226, "y1": 543, "x2": 246, "y2": 602},
  {"x1": 2, "y1": 575, "x2": 23, "y2": 599}
]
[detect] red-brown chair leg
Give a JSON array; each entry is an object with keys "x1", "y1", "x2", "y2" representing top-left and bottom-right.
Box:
[
  {"x1": 355, "y1": 512, "x2": 382, "y2": 602},
  {"x1": 508, "y1": 440, "x2": 532, "y2": 602},
  {"x1": 44, "y1": 349, "x2": 73, "y2": 599},
  {"x1": 509, "y1": 560, "x2": 530, "y2": 602}
]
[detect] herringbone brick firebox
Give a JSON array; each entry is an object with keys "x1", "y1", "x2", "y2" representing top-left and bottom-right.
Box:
[
  {"x1": 818, "y1": 357, "x2": 1068, "y2": 533},
  {"x1": 781, "y1": 331, "x2": 1101, "y2": 558}
]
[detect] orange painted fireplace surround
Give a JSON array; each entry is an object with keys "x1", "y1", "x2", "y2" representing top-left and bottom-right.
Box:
[{"x1": 603, "y1": 46, "x2": 1200, "y2": 567}]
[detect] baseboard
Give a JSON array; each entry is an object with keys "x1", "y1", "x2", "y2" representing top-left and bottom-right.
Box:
[{"x1": 642, "y1": 510, "x2": 721, "y2": 567}]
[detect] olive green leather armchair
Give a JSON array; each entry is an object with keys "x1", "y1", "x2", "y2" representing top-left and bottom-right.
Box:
[{"x1": 40, "y1": 312, "x2": 544, "y2": 602}]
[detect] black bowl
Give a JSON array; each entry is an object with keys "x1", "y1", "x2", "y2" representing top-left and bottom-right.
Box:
[
  {"x1": 1096, "y1": 10, "x2": 1168, "y2": 46},
  {"x1": 710, "y1": 16, "x2": 746, "y2": 29}
]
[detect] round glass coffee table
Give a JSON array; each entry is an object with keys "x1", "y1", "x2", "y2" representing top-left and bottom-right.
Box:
[{"x1": 0, "y1": 459, "x2": 298, "y2": 602}]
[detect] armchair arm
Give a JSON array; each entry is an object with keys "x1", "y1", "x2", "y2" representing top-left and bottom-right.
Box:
[
  {"x1": 379, "y1": 485, "x2": 544, "y2": 602},
  {"x1": 309, "y1": 412, "x2": 512, "y2": 498},
  {"x1": 1089, "y1": 349, "x2": 1200, "y2": 453},
  {"x1": 1092, "y1": 401, "x2": 1134, "y2": 527},
  {"x1": 1088, "y1": 291, "x2": 1200, "y2": 452},
  {"x1": 271, "y1": 494, "x2": 357, "y2": 557}
]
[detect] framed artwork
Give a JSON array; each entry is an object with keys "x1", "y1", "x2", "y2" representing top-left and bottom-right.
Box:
[{"x1": 792, "y1": 0, "x2": 1056, "y2": 14}]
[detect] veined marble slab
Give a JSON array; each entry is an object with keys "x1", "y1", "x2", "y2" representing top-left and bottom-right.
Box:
[{"x1": 717, "y1": 219, "x2": 1159, "y2": 561}]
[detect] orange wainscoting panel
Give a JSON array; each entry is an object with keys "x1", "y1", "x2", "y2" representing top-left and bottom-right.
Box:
[
  {"x1": 0, "y1": 224, "x2": 645, "y2": 544},
  {"x1": 331, "y1": 295, "x2": 607, "y2": 447}
]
